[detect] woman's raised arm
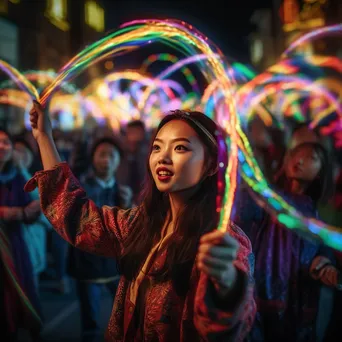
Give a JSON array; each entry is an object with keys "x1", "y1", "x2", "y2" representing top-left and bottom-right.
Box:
[{"x1": 26, "y1": 102, "x2": 140, "y2": 258}]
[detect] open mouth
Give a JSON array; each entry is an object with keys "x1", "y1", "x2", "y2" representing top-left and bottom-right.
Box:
[
  {"x1": 157, "y1": 170, "x2": 173, "y2": 176},
  {"x1": 156, "y1": 168, "x2": 174, "y2": 182}
]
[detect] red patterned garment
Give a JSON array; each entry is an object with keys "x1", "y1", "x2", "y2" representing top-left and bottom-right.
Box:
[{"x1": 25, "y1": 163, "x2": 256, "y2": 342}]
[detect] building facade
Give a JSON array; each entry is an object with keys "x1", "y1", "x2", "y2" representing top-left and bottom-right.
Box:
[
  {"x1": 249, "y1": 0, "x2": 342, "y2": 71},
  {"x1": 0, "y1": 0, "x2": 105, "y2": 70},
  {"x1": 0, "y1": 0, "x2": 105, "y2": 131}
]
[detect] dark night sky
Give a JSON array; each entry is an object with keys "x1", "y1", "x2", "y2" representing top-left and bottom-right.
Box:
[{"x1": 103, "y1": 1, "x2": 273, "y2": 62}]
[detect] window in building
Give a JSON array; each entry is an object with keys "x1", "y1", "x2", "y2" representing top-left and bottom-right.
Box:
[
  {"x1": 281, "y1": 0, "x2": 326, "y2": 32},
  {"x1": 85, "y1": 0, "x2": 104, "y2": 32},
  {"x1": 45, "y1": 0, "x2": 69, "y2": 31}
]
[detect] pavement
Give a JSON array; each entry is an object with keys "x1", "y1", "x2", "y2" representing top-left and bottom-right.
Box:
[{"x1": 35, "y1": 276, "x2": 114, "y2": 342}]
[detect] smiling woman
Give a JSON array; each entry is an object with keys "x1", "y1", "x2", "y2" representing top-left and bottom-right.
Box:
[{"x1": 26, "y1": 102, "x2": 256, "y2": 341}]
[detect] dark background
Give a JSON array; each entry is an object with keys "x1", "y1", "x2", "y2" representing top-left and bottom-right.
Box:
[{"x1": 103, "y1": 0, "x2": 273, "y2": 62}]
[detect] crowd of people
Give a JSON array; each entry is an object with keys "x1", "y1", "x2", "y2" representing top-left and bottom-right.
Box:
[{"x1": 0, "y1": 102, "x2": 341, "y2": 341}]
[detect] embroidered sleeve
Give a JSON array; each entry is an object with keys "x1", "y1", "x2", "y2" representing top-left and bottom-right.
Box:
[
  {"x1": 24, "y1": 162, "x2": 140, "y2": 258},
  {"x1": 194, "y1": 223, "x2": 256, "y2": 342}
]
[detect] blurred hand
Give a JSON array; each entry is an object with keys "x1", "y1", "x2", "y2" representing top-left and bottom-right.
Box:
[
  {"x1": 119, "y1": 185, "x2": 133, "y2": 209},
  {"x1": 29, "y1": 101, "x2": 52, "y2": 142},
  {"x1": 310, "y1": 256, "x2": 339, "y2": 288},
  {"x1": 24, "y1": 200, "x2": 41, "y2": 221},
  {"x1": 197, "y1": 230, "x2": 239, "y2": 297},
  {"x1": 0, "y1": 206, "x2": 23, "y2": 221}
]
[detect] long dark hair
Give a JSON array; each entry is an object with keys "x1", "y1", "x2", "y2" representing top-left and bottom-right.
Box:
[{"x1": 119, "y1": 110, "x2": 222, "y2": 294}]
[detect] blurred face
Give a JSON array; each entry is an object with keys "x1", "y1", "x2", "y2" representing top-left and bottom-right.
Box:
[
  {"x1": 149, "y1": 120, "x2": 208, "y2": 193},
  {"x1": 286, "y1": 144, "x2": 322, "y2": 182},
  {"x1": 14, "y1": 142, "x2": 33, "y2": 169},
  {"x1": 0, "y1": 131, "x2": 13, "y2": 164},
  {"x1": 93, "y1": 143, "x2": 121, "y2": 178},
  {"x1": 126, "y1": 126, "x2": 145, "y2": 151}
]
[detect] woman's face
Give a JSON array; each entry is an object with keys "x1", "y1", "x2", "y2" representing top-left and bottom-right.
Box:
[
  {"x1": 286, "y1": 144, "x2": 322, "y2": 182},
  {"x1": 149, "y1": 120, "x2": 208, "y2": 193},
  {"x1": 0, "y1": 132, "x2": 13, "y2": 164}
]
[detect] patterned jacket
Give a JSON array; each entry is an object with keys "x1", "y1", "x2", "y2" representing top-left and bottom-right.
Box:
[{"x1": 25, "y1": 162, "x2": 256, "y2": 341}]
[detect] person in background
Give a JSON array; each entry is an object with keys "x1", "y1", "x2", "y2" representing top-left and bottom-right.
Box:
[
  {"x1": 247, "y1": 115, "x2": 285, "y2": 183},
  {"x1": 234, "y1": 125, "x2": 337, "y2": 342},
  {"x1": 69, "y1": 121, "x2": 114, "y2": 179},
  {"x1": 13, "y1": 138, "x2": 50, "y2": 293},
  {"x1": 68, "y1": 136, "x2": 132, "y2": 342},
  {"x1": 0, "y1": 129, "x2": 42, "y2": 341},
  {"x1": 317, "y1": 163, "x2": 342, "y2": 342},
  {"x1": 116, "y1": 120, "x2": 149, "y2": 204}
]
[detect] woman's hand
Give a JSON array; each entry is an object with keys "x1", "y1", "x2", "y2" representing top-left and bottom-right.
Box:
[
  {"x1": 197, "y1": 230, "x2": 239, "y2": 298},
  {"x1": 29, "y1": 101, "x2": 52, "y2": 142}
]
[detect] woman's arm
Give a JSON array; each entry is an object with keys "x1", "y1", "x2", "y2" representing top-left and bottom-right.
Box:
[
  {"x1": 27, "y1": 101, "x2": 140, "y2": 258},
  {"x1": 36, "y1": 134, "x2": 62, "y2": 170},
  {"x1": 29, "y1": 101, "x2": 61, "y2": 170},
  {"x1": 25, "y1": 163, "x2": 140, "y2": 258}
]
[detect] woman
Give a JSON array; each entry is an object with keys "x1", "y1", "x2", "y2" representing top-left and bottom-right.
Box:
[
  {"x1": 0, "y1": 129, "x2": 42, "y2": 340},
  {"x1": 27, "y1": 101, "x2": 256, "y2": 341},
  {"x1": 234, "y1": 127, "x2": 336, "y2": 342}
]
